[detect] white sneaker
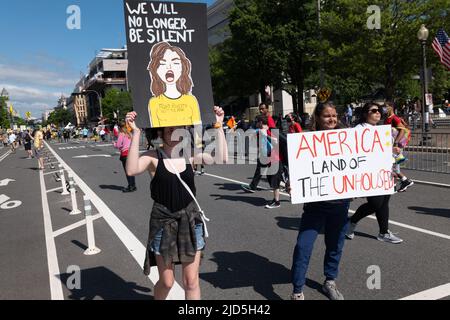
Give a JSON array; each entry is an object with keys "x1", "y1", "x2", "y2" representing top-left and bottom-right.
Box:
[
  {"x1": 290, "y1": 292, "x2": 305, "y2": 300},
  {"x1": 345, "y1": 223, "x2": 357, "y2": 240},
  {"x1": 377, "y1": 230, "x2": 403, "y2": 244}
]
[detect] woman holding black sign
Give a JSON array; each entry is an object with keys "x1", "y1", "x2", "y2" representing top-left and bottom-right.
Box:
[
  {"x1": 125, "y1": 106, "x2": 227, "y2": 300},
  {"x1": 290, "y1": 102, "x2": 350, "y2": 301}
]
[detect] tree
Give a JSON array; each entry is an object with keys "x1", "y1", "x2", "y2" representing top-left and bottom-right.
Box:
[
  {"x1": 226, "y1": 0, "x2": 285, "y2": 103},
  {"x1": 101, "y1": 88, "x2": 133, "y2": 123},
  {"x1": 47, "y1": 108, "x2": 73, "y2": 127},
  {"x1": 265, "y1": 0, "x2": 320, "y2": 114},
  {"x1": 0, "y1": 97, "x2": 10, "y2": 129},
  {"x1": 211, "y1": 0, "x2": 321, "y2": 114},
  {"x1": 321, "y1": 0, "x2": 450, "y2": 103}
]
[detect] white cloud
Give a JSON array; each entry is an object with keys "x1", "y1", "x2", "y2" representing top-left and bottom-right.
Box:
[
  {"x1": 0, "y1": 64, "x2": 77, "y2": 88},
  {"x1": 0, "y1": 83, "x2": 65, "y2": 116}
]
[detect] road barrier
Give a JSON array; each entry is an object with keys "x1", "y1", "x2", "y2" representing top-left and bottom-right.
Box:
[
  {"x1": 403, "y1": 132, "x2": 450, "y2": 173},
  {"x1": 68, "y1": 174, "x2": 81, "y2": 216},
  {"x1": 83, "y1": 196, "x2": 101, "y2": 256},
  {"x1": 58, "y1": 165, "x2": 70, "y2": 195}
]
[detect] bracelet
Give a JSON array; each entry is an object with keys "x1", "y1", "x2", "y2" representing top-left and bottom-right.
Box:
[{"x1": 213, "y1": 122, "x2": 222, "y2": 129}]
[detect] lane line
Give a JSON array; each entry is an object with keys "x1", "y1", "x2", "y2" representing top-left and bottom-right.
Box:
[
  {"x1": 0, "y1": 150, "x2": 12, "y2": 162},
  {"x1": 44, "y1": 171, "x2": 61, "y2": 176},
  {"x1": 39, "y1": 168, "x2": 64, "y2": 300},
  {"x1": 399, "y1": 283, "x2": 450, "y2": 300},
  {"x1": 203, "y1": 173, "x2": 450, "y2": 241},
  {"x1": 413, "y1": 180, "x2": 450, "y2": 189},
  {"x1": 53, "y1": 214, "x2": 103, "y2": 238},
  {"x1": 44, "y1": 142, "x2": 185, "y2": 300},
  {"x1": 46, "y1": 187, "x2": 64, "y2": 194}
]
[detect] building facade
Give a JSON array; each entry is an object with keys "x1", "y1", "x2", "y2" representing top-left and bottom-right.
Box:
[{"x1": 74, "y1": 48, "x2": 128, "y2": 125}]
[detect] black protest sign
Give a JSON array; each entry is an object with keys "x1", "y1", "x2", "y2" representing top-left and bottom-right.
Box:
[{"x1": 123, "y1": 0, "x2": 214, "y2": 128}]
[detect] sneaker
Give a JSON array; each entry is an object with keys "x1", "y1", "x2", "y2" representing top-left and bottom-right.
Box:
[
  {"x1": 322, "y1": 280, "x2": 344, "y2": 300},
  {"x1": 345, "y1": 223, "x2": 357, "y2": 240},
  {"x1": 241, "y1": 184, "x2": 256, "y2": 193},
  {"x1": 398, "y1": 179, "x2": 414, "y2": 192},
  {"x1": 290, "y1": 292, "x2": 305, "y2": 300},
  {"x1": 265, "y1": 200, "x2": 281, "y2": 209},
  {"x1": 122, "y1": 186, "x2": 137, "y2": 193},
  {"x1": 377, "y1": 230, "x2": 403, "y2": 244}
]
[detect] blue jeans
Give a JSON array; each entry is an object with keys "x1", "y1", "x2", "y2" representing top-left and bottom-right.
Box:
[
  {"x1": 151, "y1": 224, "x2": 205, "y2": 255},
  {"x1": 291, "y1": 201, "x2": 350, "y2": 293}
]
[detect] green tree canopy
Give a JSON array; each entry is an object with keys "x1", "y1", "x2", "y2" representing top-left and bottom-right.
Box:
[
  {"x1": 321, "y1": 0, "x2": 450, "y2": 103},
  {"x1": 47, "y1": 108, "x2": 73, "y2": 127},
  {"x1": 101, "y1": 88, "x2": 133, "y2": 123},
  {"x1": 0, "y1": 97, "x2": 10, "y2": 129}
]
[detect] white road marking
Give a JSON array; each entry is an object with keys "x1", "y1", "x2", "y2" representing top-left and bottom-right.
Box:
[
  {"x1": 44, "y1": 142, "x2": 185, "y2": 300},
  {"x1": 39, "y1": 168, "x2": 64, "y2": 300},
  {"x1": 72, "y1": 154, "x2": 112, "y2": 159},
  {"x1": 0, "y1": 179, "x2": 15, "y2": 187},
  {"x1": 399, "y1": 283, "x2": 450, "y2": 300},
  {"x1": 94, "y1": 144, "x2": 113, "y2": 148},
  {"x1": 203, "y1": 173, "x2": 450, "y2": 241},
  {"x1": 53, "y1": 214, "x2": 103, "y2": 238},
  {"x1": 46, "y1": 187, "x2": 64, "y2": 194},
  {"x1": 44, "y1": 171, "x2": 61, "y2": 176},
  {"x1": 0, "y1": 150, "x2": 12, "y2": 162},
  {"x1": 413, "y1": 180, "x2": 450, "y2": 189}
]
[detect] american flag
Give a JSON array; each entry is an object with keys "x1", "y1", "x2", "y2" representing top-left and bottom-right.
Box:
[{"x1": 432, "y1": 28, "x2": 450, "y2": 70}]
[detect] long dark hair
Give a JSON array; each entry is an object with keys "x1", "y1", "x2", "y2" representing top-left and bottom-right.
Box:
[{"x1": 356, "y1": 102, "x2": 382, "y2": 125}]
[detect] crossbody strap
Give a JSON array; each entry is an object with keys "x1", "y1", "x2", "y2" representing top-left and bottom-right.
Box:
[{"x1": 158, "y1": 148, "x2": 210, "y2": 238}]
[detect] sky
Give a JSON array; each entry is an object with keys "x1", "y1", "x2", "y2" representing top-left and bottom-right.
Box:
[{"x1": 0, "y1": 0, "x2": 215, "y2": 118}]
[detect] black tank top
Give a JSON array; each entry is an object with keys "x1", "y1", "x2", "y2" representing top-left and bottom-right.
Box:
[{"x1": 150, "y1": 150, "x2": 196, "y2": 213}]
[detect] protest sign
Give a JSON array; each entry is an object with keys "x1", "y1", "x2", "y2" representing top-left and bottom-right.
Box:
[
  {"x1": 287, "y1": 125, "x2": 395, "y2": 204},
  {"x1": 123, "y1": 0, "x2": 214, "y2": 128}
]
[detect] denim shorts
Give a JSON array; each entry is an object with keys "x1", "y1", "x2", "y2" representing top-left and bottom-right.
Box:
[{"x1": 150, "y1": 224, "x2": 205, "y2": 255}]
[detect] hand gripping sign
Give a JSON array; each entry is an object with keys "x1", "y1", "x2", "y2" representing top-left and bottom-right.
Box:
[{"x1": 287, "y1": 125, "x2": 395, "y2": 204}]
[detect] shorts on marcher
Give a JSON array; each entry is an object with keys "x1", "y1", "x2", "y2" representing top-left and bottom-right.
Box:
[
  {"x1": 150, "y1": 223, "x2": 205, "y2": 256},
  {"x1": 34, "y1": 148, "x2": 42, "y2": 159},
  {"x1": 266, "y1": 162, "x2": 283, "y2": 189},
  {"x1": 24, "y1": 143, "x2": 32, "y2": 151}
]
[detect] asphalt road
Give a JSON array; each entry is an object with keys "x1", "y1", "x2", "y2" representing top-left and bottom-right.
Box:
[{"x1": 0, "y1": 140, "x2": 449, "y2": 300}]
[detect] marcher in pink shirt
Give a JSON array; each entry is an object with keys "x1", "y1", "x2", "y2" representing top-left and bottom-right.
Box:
[{"x1": 114, "y1": 122, "x2": 136, "y2": 192}]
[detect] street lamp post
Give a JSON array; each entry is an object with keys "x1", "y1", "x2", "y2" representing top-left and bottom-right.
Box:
[
  {"x1": 417, "y1": 24, "x2": 429, "y2": 145},
  {"x1": 83, "y1": 89, "x2": 103, "y2": 120}
]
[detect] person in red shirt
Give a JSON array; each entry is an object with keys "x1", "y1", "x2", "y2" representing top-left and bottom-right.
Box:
[
  {"x1": 286, "y1": 113, "x2": 303, "y2": 133},
  {"x1": 384, "y1": 102, "x2": 414, "y2": 192},
  {"x1": 259, "y1": 103, "x2": 276, "y2": 129},
  {"x1": 242, "y1": 103, "x2": 276, "y2": 193}
]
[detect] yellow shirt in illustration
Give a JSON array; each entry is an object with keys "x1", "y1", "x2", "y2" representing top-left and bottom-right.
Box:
[{"x1": 148, "y1": 94, "x2": 202, "y2": 128}]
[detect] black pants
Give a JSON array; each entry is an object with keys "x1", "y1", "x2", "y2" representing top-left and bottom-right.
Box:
[
  {"x1": 249, "y1": 160, "x2": 266, "y2": 190},
  {"x1": 120, "y1": 156, "x2": 136, "y2": 188},
  {"x1": 350, "y1": 195, "x2": 390, "y2": 234}
]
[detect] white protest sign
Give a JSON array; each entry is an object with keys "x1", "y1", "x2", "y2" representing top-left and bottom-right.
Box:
[{"x1": 287, "y1": 125, "x2": 395, "y2": 204}]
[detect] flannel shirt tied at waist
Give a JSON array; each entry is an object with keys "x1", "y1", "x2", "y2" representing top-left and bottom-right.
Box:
[{"x1": 143, "y1": 201, "x2": 204, "y2": 276}]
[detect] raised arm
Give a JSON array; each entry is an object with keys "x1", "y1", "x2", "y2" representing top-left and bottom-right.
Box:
[
  {"x1": 194, "y1": 106, "x2": 228, "y2": 165},
  {"x1": 125, "y1": 112, "x2": 154, "y2": 176}
]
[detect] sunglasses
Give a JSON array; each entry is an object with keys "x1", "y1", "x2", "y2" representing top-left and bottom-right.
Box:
[{"x1": 369, "y1": 109, "x2": 381, "y2": 114}]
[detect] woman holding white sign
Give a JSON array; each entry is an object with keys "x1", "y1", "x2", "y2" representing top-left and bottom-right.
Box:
[
  {"x1": 125, "y1": 106, "x2": 227, "y2": 300},
  {"x1": 291, "y1": 102, "x2": 350, "y2": 301},
  {"x1": 345, "y1": 102, "x2": 403, "y2": 244}
]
